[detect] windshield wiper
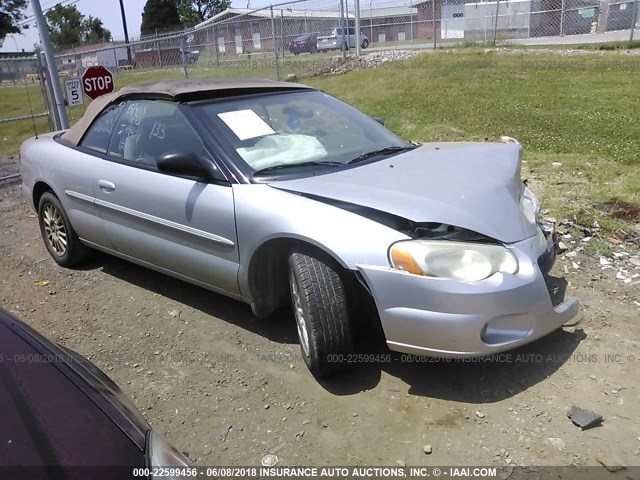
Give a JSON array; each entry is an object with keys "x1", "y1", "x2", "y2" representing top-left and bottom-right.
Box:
[
  {"x1": 253, "y1": 160, "x2": 345, "y2": 176},
  {"x1": 347, "y1": 146, "x2": 416, "y2": 165}
]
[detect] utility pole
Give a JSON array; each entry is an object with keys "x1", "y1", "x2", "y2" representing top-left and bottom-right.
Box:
[
  {"x1": 119, "y1": 0, "x2": 133, "y2": 66},
  {"x1": 30, "y1": 0, "x2": 68, "y2": 129}
]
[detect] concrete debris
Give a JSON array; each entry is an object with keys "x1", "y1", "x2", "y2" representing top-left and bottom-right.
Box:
[
  {"x1": 567, "y1": 406, "x2": 603, "y2": 430},
  {"x1": 423, "y1": 444, "x2": 433, "y2": 454},
  {"x1": 547, "y1": 437, "x2": 566, "y2": 451},
  {"x1": 311, "y1": 50, "x2": 423, "y2": 76},
  {"x1": 558, "y1": 219, "x2": 639, "y2": 284},
  {"x1": 261, "y1": 454, "x2": 279, "y2": 467}
]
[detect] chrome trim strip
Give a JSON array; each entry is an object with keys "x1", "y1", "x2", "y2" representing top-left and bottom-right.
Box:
[
  {"x1": 65, "y1": 189, "x2": 235, "y2": 247},
  {"x1": 65, "y1": 190, "x2": 95, "y2": 204}
]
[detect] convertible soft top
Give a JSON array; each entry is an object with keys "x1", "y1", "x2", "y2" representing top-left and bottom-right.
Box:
[{"x1": 61, "y1": 78, "x2": 312, "y2": 146}]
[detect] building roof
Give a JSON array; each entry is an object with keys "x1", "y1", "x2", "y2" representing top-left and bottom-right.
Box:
[
  {"x1": 61, "y1": 78, "x2": 312, "y2": 146},
  {"x1": 195, "y1": 7, "x2": 354, "y2": 29},
  {"x1": 61, "y1": 41, "x2": 128, "y2": 56},
  {"x1": 0, "y1": 51, "x2": 36, "y2": 59}
]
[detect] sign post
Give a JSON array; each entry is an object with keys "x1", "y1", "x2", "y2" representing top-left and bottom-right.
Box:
[
  {"x1": 64, "y1": 78, "x2": 84, "y2": 107},
  {"x1": 82, "y1": 66, "x2": 114, "y2": 100}
]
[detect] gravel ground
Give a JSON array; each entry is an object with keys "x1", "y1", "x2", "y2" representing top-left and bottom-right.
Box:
[{"x1": 1, "y1": 180, "x2": 639, "y2": 474}]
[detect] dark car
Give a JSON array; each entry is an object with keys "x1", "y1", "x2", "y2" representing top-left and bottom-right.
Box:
[
  {"x1": 288, "y1": 33, "x2": 317, "y2": 54},
  {"x1": 0, "y1": 308, "x2": 191, "y2": 479}
]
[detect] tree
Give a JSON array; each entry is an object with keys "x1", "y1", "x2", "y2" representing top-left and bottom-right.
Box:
[
  {"x1": 45, "y1": 3, "x2": 84, "y2": 49},
  {"x1": 141, "y1": 0, "x2": 183, "y2": 36},
  {"x1": 83, "y1": 16, "x2": 112, "y2": 44},
  {"x1": 45, "y1": 5, "x2": 111, "y2": 50},
  {"x1": 0, "y1": 0, "x2": 28, "y2": 47},
  {"x1": 177, "y1": 0, "x2": 229, "y2": 27}
]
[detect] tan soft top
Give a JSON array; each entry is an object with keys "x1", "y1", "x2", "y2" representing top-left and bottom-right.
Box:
[{"x1": 61, "y1": 77, "x2": 312, "y2": 146}]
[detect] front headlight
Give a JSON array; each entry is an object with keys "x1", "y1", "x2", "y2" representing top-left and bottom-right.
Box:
[
  {"x1": 389, "y1": 240, "x2": 519, "y2": 282},
  {"x1": 147, "y1": 431, "x2": 191, "y2": 479},
  {"x1": 520, "y1": 184, "x2": 541, "y2": 225}
]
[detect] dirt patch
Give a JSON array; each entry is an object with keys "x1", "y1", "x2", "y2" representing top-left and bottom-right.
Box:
[
  {"x1": 0, "y1": 184, "x2": 638, "y2": 471},
  {"x1": 0, "y1": 154, "x2": 19, "y2": 178},
  {"x1": 600, "y1": 198, "x2": 640, "y2": 223}
]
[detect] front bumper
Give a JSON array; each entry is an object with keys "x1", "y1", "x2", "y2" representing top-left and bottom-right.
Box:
[{"x1": 356, "y1": 231, "x2": 579, "y2": 357}]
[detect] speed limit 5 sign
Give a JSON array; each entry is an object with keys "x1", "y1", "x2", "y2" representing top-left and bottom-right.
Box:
[{"x1": 64, "y1": 78, "x2": 84, "y2": 107}]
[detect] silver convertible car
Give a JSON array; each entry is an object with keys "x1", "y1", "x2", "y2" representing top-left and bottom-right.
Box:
[{"x1": 20, "y1": 78, "x2": 579, "y2": 376}]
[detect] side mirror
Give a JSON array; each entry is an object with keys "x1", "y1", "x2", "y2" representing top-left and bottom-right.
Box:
[
  {"x1": 157, "y1": 152, "x2": 223, "y2": 181},
  {"x1": 373, "y1": 117, "x2": 385, "y2": 126}
]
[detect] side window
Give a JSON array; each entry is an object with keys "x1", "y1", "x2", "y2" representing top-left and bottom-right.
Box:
[
  {"x1": 107, "y1": 100, "x2": 204, "y2": 170},
  {"x1": 79, "y1": 102, "x2": 125, "y2": 154},
  {"x1": 349, "y1": 28, "x2": 356, "y2": 35}
]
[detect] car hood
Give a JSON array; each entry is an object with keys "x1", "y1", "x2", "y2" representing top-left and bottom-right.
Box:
[{"x1": 270, "y1": 142, "x2": 537, "y2": 244}]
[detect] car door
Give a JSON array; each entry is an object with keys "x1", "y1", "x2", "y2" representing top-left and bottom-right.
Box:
[
  {"x1": 59, "y1": 102, "x2": 126, "y2": 249},
  {"x1": 92, "y1": 99, "x2": 240, "y2": 297}
]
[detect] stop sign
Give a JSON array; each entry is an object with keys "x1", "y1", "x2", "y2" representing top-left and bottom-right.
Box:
[{"x1": 82, "y1": 66, "x2": 114, "y2": 100}]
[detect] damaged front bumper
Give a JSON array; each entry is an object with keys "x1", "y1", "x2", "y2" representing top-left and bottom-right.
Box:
[{"x1": 357, "y1": 230, "x2": 579, "y2": 357}]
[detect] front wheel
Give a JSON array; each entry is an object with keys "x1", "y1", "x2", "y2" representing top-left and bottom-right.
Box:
[
  {"x1": 288, "y1": 252, "x2": 354, "y2": 377},
  {"x1": 361, "y1": 39, "x2": 369, "y2": 49},
  {"x1": 38, "y1": 192, "x2": 91, "y2": 267}
]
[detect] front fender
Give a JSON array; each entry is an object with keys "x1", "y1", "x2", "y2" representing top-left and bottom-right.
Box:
[{"x1": 233, "y1": 184, "x2": 408, "y2": 300}]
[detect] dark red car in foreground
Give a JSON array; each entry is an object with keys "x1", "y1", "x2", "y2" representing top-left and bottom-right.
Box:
[{"x1": 0, "y1": 308, "x2": 190, "y2": 479}]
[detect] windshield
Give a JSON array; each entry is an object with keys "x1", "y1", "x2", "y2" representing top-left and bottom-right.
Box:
[
  {"x1": 195, "y1": 90, "x2": 410, "y2": 176},
  {"x1": 318, "y1": 29, "x2": 334, "y2": 37}
]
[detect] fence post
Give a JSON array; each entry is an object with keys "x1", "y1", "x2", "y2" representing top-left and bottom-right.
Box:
[
  {"x1": 270, "y1": 6, "x2": 280, "y2": 80},
  {"x1": 493, "y1": 0, "x2": 500, "y2": 45},
  {"x1": 355, "y1": 0, "x2": 361, "y2": 56},
  {"x1": 280, "y1": 10, "x2": 285, "y2": 58},
  {"x1": 559, "y1": 0, "x2": 566, "y2": 36},
  {"x1": 40, "y1": 52, "x2": 61, "y2": 130},
  {"x1": 213, "y1": 24, "x2": 220, "y2": 66},
  {"x1": 631, "y1": 0, "x2": 638, "y2": 41},
  {"x1": 432, "y1": 0, "x2": 436, "y2": 49},
  {"x1": 340, "y1": 0, "x2": 347, "y2": 59},
  {"x1": 155, "y1": 29, "x2": 163, "y2": 68},
  {"x1": 36, "y1": 53, "x2": 54, "y2": 131},
  {"x1": 181, "y1": 34, "x2": 189, "y2": 79},
  {"x1": 345, "y1": 0, "x2": 351, "y2": 49}
]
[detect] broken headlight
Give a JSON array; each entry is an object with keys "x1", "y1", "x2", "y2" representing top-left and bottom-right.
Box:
[
  {"x1": 520, "y1": 184, "x2": 541, "y2": 225},
  {"x1": 389, "y1": 240, "x2": 519, "y2": 282}
]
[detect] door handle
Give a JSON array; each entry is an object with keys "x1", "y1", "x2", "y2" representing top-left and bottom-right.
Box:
[{"x1": 98, "y1": 180, "x2": 116, "y2": 192}]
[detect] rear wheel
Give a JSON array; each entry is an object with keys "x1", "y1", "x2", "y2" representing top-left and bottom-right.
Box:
[
  {"x1": 38, "y1": 192, "x2": 91, "y2": 267},
  {"x1": 288, "y1": 252, "x2": 354, "y2": 377}
]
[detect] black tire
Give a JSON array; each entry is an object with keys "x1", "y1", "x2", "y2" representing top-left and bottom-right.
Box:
[
  {"x1": 38, "y1": 191, "x2": 91, "y2": 267},
  {"x1": 362, "y1": 39, "x2": 369, "y2": 49},
  {"x1": 288, "y1": 252, "x2": 354, "y2": 377}
]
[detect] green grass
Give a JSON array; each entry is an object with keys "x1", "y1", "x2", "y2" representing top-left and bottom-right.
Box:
[
  {"x1": 2, "y1": 49, "x2": 639, "y2": 232},
  {"x1": 304, "y1": 51, "x2": 640, "y2": 231}
]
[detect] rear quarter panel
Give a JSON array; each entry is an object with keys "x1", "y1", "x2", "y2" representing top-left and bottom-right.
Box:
[{"x1": 20, "y1": 134, "x2": 105, "y2": 245}]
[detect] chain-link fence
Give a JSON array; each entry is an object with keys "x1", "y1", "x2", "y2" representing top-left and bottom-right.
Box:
[
  {"x1": 0, "y1": 55, "x2": 53, "y2": 178},
  {"x1": 0, "y1": 55, "x2": 52, "y2": 124},
  {"x1": 44, "y1": 0, "x2": 639, "y2": 88}
]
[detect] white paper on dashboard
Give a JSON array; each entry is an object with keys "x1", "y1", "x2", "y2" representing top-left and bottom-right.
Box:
[{"x1": 218, "y1": 109, "x2": 275, "y2": 141}]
